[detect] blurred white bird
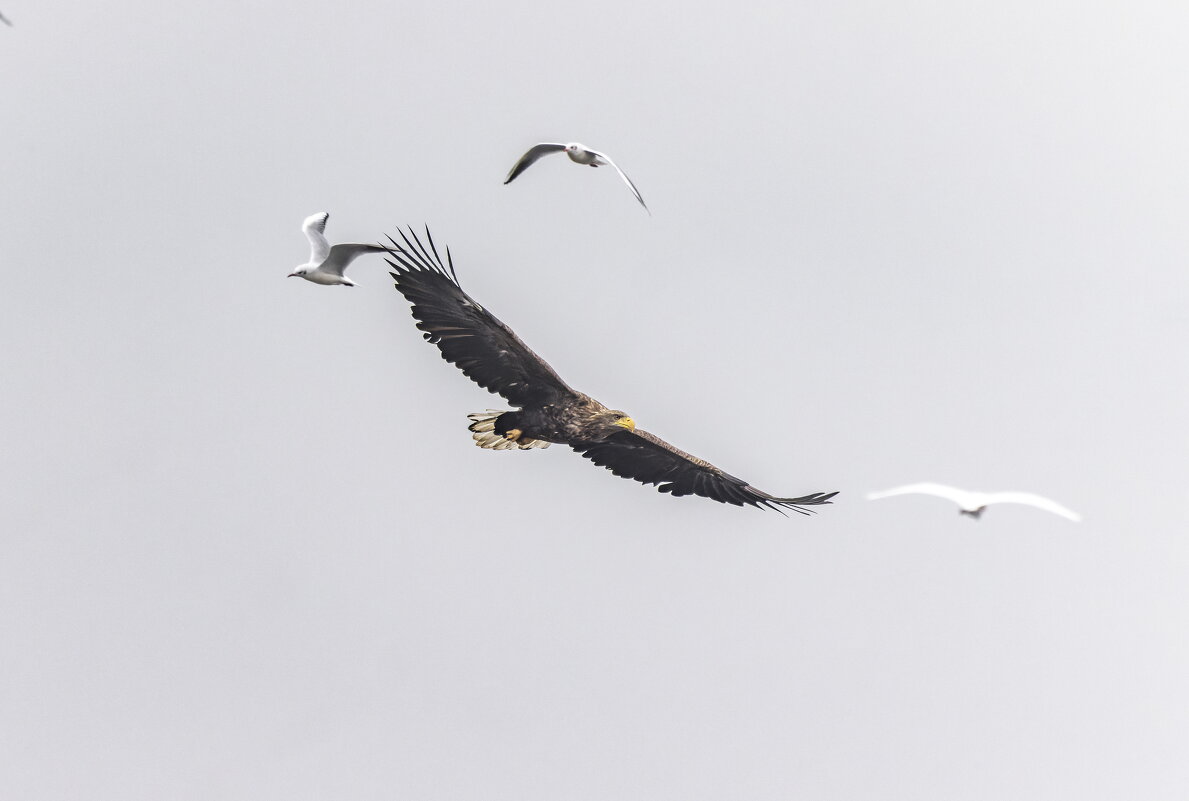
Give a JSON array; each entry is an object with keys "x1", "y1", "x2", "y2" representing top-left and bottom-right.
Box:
[
  {"x1": 288, "y1": 212, "x2": 391, "y2": 287},
  {"x1": 867, "y1": 482, "x2": 1081, "y2": 522},
  {"x1": 504, "y1": 142, "x2": 649, "y2": 213}
]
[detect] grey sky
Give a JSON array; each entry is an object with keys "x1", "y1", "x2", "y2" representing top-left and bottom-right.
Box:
[{"x1": 2, "y1": 1, "x2": 1187, "y2": 798}]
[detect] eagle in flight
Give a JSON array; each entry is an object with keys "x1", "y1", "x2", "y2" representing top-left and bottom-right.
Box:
[{"x1": 385, "y1": 228, "x2": 837, "y2": 515}]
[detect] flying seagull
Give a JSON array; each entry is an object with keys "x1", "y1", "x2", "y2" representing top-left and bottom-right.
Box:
[
  {"x1": 288, "y1": 212, "x2": 391, "y2": 287},
  {"x1": 504, "y1": 142, "x2": 649, "y2": 213},
  {"x1": 382, "y1": 227, "x2": 836, "y2": 514},
  {"x1": 867, "y1": 482, "x2": 1081, "y2": 522}
]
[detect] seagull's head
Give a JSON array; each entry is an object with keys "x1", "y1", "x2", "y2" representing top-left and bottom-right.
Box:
[
  {"x1": 288, "y1": 266, "x2": 308, "y2": 278},
  {"x1": 565, "y1": 143, "x2": 583, "y2": 154}
]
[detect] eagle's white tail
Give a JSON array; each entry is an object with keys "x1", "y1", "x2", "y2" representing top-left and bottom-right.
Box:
[{"x1": 467, "y1": 410, "x2": 551, "y2": 450}]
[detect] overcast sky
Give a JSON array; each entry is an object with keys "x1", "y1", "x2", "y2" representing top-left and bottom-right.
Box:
[{"x1": 2, "y1": 2, "x2": 1187, "y2": 798}]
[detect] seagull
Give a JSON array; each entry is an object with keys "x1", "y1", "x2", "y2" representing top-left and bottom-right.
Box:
[
  {"x1": 504, "y1": 142, "x2": 649, "y2": 213},
  {"x1": 867, "y1": 482, "x2": 1081, "y2": 522},
  {"x1": 288, "y1": 212, "x2": 391, "y2": 287}
]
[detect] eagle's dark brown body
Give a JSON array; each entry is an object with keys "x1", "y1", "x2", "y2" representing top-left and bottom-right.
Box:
[{"x1": 494, "y1": 395, "x2": 626, "y2": 444}]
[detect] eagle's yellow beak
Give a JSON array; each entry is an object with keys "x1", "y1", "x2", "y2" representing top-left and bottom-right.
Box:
[{"x1": 615, "y1": 416, "x2": 636, "y2": 431}]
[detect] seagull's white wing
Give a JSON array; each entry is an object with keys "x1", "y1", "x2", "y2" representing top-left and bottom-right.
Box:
[
  {"x1": 588, "y1": 149, "x2": 649, "y2": 213},
  {"x1": 503, "y1": 143, "x2": 567, "y2": 184},
  {"x1": 302, "y1": 212, "x2": 331, "y2": 264},
  {"x1": 322, "y1": 243, "x2": 391, "y2": 277},
  {"x1": 978, "y1": 492, "x2": 1082, "y2": 522},
  {"x1": 867, "y1": 482, "x2": 981, "y2": 509}
]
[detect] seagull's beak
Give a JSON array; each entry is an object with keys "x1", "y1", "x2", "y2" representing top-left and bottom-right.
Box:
[{"x1": 287, "y1": 272, "x2": 298, "y2": 278}]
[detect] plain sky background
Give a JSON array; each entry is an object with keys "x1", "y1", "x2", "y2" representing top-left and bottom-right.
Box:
[{"x1": 2, "y1": 1, "x2": 1187, "y2": 798}]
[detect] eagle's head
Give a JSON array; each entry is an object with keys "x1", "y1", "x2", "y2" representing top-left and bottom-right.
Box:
[{"x1": 605, "y1": 410, "x2": 635, "y2": 432}]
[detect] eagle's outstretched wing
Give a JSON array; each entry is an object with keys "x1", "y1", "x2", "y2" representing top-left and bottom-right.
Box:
[
  {"x1": 385, "y1": 228, "x2": 576, "y2": 408},
  {"x1": 575, "y1": 428, "x2": 838, "y2": 514}
]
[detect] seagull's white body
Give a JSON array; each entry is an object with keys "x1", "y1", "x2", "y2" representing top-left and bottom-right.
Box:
[
  {"x1": 867, "y1": 482, "x2": 1081, "y2": 522},
  {"x1": 288, "y1": 212, "x2": 389, "y2": 287},
  {"x1": 504, "y1": 142, "x2": 649, "y2": 213}
]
